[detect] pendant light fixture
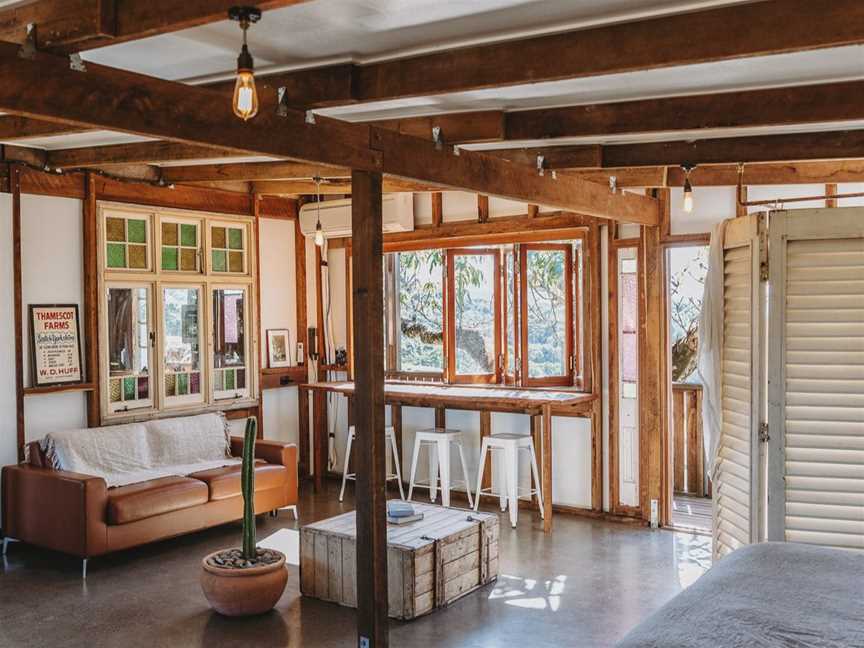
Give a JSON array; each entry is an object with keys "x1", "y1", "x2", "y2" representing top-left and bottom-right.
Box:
[
  {"x1": 313, "y1": 176, "x2": 325, "y2": 247},
  {"x1": 681, "y1": 164, "x2": 696, "y2": 214},
  {"x1": 228, "y1": 6, "x2": 262, "y2": 121}
]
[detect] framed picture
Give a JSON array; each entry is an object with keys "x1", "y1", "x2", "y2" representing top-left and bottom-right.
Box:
[
  {"x1": 267, "y1": 329, "x2": 292, "y2": 368},
  {"x1": 29, "y1": 304, "x2": 83, "y2": 387}
]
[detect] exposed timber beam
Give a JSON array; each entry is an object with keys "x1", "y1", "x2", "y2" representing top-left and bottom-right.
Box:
[
  {"x1": 47, "y1": 141, "x2": 236, "y2": 168},
  {"x1": 576, "y1": 160, "x2": 864, "y2": 187},
  {"x1": 504, "y1": 80, "x2": 864, "y2": 141},
  {"x1": 162, "y1": 160, "x2": 351, "y2": 183},
  {"x1": 483, "y1": 129, "x2": 864, "y2": 170},
  {"x1": 0, "y1": 1, "x2": 310, "y2": 52},
  {"x1": 264, "y1": 0, "x2": 864, "y2": 107},
  {"x1": 0, "y1": 44, "x2": 656, "y2": 224},
  {"x1": 0, "y1": 115, "x2": 89, "y2": 140},
  {"x1": 252, "y1": 177, "x2": 439, "y2": 195}
]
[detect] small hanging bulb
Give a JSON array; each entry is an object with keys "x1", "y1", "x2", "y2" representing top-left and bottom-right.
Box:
[
  {"x1": 229, "y1": 7, "x2": 261, "y2": 121},
  {"x1": 682, "y1": 164, "x2": 695, "y2": 214},
  {"x1": 313, "y1": 176, "x2": 325, "y2": 247}
]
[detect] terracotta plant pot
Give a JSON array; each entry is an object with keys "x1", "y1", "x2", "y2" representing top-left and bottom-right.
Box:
[{"x1": 201, "y1": 549, "x2": 288, "y2": 617}]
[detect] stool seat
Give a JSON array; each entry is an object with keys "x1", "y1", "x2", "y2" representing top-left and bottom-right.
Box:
[
  {"x1": 474, "y1": 433, "x2": 544, "y2": 528},
  {"x1": 339, "y1": 425, "x2": 405, "y2": 503},
  {"x1": 408, "y1": 428, "x2": 473, "y2": 509}
]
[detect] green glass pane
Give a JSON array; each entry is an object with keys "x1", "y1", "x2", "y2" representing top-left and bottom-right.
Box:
[
  {"x1": 107, "y1": 243, "x2": 126, "y2": 268},
  {"x1": 123, "y1": 376, "x2": 136, "y2": 400},
  {"x1": 106, "y1": 217, "x2": 125, "y2": 242},
  {"x1": 224, "y1": 369, "x2": 235, "y2": 390},
  {"x1": 212, "y1": 227, "x2": 226, "y2": 249},
  {"x1": 128, "y1": 244, "x2": 147, "y2": 269},
  {"x1": 228, "y1": 228, "x2": 243, "y2": 250},
  {"x1": 161, "y1": 222, "x2": 178, "y2": 246},
  {"x1": 180, "y1": 223, "x2": 197, "y2": 247},
  {"x1": 180, "y1": 248, "x2": 197, "y2": 271},
  {"x1": 127, "y1": 219, "x2": 146, "y2": 244},
  {"x1": 212, "y1": 250, "x2": 227, "y2": 272},
  {"x1": 162, "y1": 246, "x2": 178, "y2": 270},
  {"x1": 177, "y1": 372, "x2": 189, "y2": 395},
  {"x1": 228, "y1": 251, "x2": 244, "y2": 273}
]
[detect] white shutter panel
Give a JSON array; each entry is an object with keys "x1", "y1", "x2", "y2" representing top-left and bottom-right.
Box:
[
  {"x1": 768, "y1": 209, "x2": 864, "y2": 550},
  {"x1": 714, "y1": 214, "x2": 765, "y2": 559}
]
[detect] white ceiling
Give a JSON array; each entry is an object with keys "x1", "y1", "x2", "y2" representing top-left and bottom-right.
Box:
[{"x1": 4, "y1": 0, "x2": 864, "y2": 152}]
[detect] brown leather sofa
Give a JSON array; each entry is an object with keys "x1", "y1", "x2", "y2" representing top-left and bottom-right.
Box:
[{"x1": 1, "y1": 436, "x2": 298, "y2": 567}]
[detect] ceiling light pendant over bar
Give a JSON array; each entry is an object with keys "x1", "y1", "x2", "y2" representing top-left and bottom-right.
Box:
[
  {"x1": 681, "y1": 164, "x2": 696, "y2": 213},
  {"x1": 313, "y1": 175, "x2": 325, "y2": 247},
  {"x1": 229, "y1": 6, "x2": 262, "y2": 121}
]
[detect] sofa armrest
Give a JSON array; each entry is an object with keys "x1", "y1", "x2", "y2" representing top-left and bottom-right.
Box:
[
  {"x1": 1, "y1": 464, "x2": 108, "y2": 558},
  {"x1": 230, "y1": 437, "x2": 298, "y2": 506}
]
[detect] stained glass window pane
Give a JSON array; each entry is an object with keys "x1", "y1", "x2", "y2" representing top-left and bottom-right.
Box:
[
  {"x1": 127, "y1": 219, "x2": 147, "y2": 244},
  {"x1": 128, "y1": 245, "x2": 147, "y2": 269},
  {"x1": 212, "y1": 227, "x2": 227, "y2": 249},
  {"x1": 181, "y1": 224, "x2": 197, "y2": 247},
  {"x1": 228, "y1": 251, "x2": 244, "y2": 273},
  {"x1": 228, "y1": 228, "x2": 243, "y2": 250},
  {"x1": 162, "y1": 246, "x2": 178, "y2": 271},
  {"x1": 106, "y1": 217, "x2": 125, "y2": 242},
  {"x1": 162, "y1": 222, "x2": 178, "y2": 246},
  {"x1": 180, "y1": 248, "x2": 197, "y2": 272},
  {"x1": 107, "y1": 244, "x2": 126, "y2": 268},
  {"x1": 212, "y1": 250, "x2": 227, "y2": 272}
]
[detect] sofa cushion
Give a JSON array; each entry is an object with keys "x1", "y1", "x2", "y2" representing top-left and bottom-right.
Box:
[
  {"x1": 189, "y1": 462, "x2": 288, "y2": 501},
  {"x1": 107, "y1": 476, "x2": 208, "y2": 525}
]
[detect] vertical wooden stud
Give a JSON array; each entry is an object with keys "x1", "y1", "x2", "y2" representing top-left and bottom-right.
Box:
[
  {"x1": 477, "y1": 195, "x2": 489, "y2": 223},
  {"x1": 12, "y1": 165, "x2": 24, "y2": 461},
  {"x1": 295, "y1": 217, "x2": 310, "y2": 478},
  {"x1": 83, "y1": 172, "x2": 100, "y2": 427},
  {"x1": 826, "y1": 183, "x2": 838, "y2": 208},
  {"x1": 479, "y1": 410, "x2": 492, "y2": 493},
  {"x1": 541, "y1": 404, "x2": 553, "y2": 534},
  {"x1": 431, "y1": 192, "x2": 443, "y2": 228}
]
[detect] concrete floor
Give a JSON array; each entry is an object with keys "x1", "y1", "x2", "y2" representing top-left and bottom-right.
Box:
[{"x1": 0, "y1": 484, "x2": 712, "y2": 648}]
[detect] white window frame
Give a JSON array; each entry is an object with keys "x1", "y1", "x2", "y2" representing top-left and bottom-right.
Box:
[
  {"x1": 98, "y1": 202, "x2": 258, "y2": 423},
  {"x1": 211, "y1": 284, "x2": 251, "y2": 401}
]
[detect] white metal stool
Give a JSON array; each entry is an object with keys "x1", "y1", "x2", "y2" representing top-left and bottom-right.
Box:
[
  {"x1": 408, "y1": 428, "x2": 474, "y2": 508},
  {"x1": 474, "y1": 433, "x2": 544, "y2": 528},
  {"x1": 339, "y1": 425, "x2": 405, "y2": 502}
]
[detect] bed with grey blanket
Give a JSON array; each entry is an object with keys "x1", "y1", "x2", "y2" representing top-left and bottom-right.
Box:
[{"x1": 617, "y1": 543, "x2": 864, "y2": 648}]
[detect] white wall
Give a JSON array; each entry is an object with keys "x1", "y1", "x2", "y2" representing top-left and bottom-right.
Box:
[{"x1": 0, "y1": 194, "x2": 16, "y2": 474}]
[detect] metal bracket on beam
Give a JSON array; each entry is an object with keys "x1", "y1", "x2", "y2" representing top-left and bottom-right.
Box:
[
  {"x1": 536, "y1": 155, "x2": 545, "y2": 177},
  {"x1": 69, "y1": 53, "x2": 87, "y2": 72},
  {"x1": 18, "y1": 23, "x2": 37, "y2": 60},
  {"x1": 452, "y1": 146, "x2": 461, "y2": 156},
  {"x1": 276, "y1": 87, "x2": 289, "y2": 117},
  {"x1": 432, "y1": 126, "x2": 443, "y2": 151},
  {"x1": 609, "y1": 176, "x2": 618, "y2": 193},
  {"x1": 305, "y1": 110, "x2": 317, "y2": 125}
]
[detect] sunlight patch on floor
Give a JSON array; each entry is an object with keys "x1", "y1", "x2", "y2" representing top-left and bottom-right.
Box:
[{"x1": 488, "y1": 574, "x2": 567, "y2": 611}]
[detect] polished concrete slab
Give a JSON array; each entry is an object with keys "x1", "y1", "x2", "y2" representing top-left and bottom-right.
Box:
[{"x1": 0, "y1": 484, "x2": 711, "y2": 648}]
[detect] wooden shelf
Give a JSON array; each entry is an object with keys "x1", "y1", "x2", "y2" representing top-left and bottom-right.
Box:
[
  {"x1": 261, "y1": 366, "x2": 308, "y2": 390},
  {"x1": 23, "y1": 382, "x2": 96, "y2": 397}
]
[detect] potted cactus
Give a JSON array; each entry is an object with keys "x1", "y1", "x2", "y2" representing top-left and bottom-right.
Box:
[{"x1": 200, "y1": 418, "x2": 288, "y2": 616}]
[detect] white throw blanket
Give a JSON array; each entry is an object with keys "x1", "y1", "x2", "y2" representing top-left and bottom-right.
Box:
[{"x1": 40, "y1": 413, "x2": 241, "y2": 488}]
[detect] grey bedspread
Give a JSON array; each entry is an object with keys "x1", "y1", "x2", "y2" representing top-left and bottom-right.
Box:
[{"x1": 617, "y1": 542, "x2": 864, "y2": 648}]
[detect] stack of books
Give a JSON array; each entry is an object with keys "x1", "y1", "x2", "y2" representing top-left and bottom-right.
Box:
[{"x1": 387, "y1": 501, "x2": 424, "y2": 525}]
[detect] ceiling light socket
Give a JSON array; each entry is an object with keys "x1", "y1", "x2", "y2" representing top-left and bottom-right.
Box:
[{"x1": 228, "y1": 6, "x2": 262, "y2": 25}]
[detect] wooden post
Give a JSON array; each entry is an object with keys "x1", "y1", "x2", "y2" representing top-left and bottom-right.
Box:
[
  {"x1": 527, "y1": 204, "x2": 539, "y2": 218},
  {"x1": 541, "y1": 404, "x2": 553, "y2": 533},
  {"x1": 12, "y1": 164, "x2": 24, "y2": 461},
  {"x1": 695, "y1": 389, "x2": 704, "y2": 497},
  {"x1": 477, "y1": 194, "x2": 489, "y2": 223},
  {"x1": 391, "y1": 403, "x2": 403, "y2": 485},
  {"x1": 82, "y1": 172, "x2": 100, "y2": 427},
  {"x1": 639, "y1": 189, "x2": 667, "y2": 522},
  {"x1": 530, "y1": 414, "x2": 541, "y2": 509},
  {"x1": 673, "y1": 389, "x2": 685, "y2": 492},
  {"x1": 480, "y1": 410, "x2": 492, "y2": 493},
  {"x1": 294, "y1": 218, "x2": 310, "y2": 478},
  {"x1": 431, "y1": 192, "x2": 443, "y2": 228},
  {"x1": 253, "y1": 194, "x2": 265, "y2": 437},
  {"x1": 312, "y1": 389, "x2": 327, "y2": 491},
  {"x1": 434, "y1": 407, "x2": 446, "y2": 429},
  {"x1": 826, "y1": 183, "x2": 838, "y2": 208},
  {"x1": 351, "y1": 169, "x2": 388, "y2": 648},
  {"x1": 686, "y1": 391, "x2": 700, "y2": 495},
  {"x1": 736, "y1": 185, "x2": 748, "y2": 218}
]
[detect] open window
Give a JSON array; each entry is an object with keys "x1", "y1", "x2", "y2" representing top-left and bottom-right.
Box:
[
  {"x1": 446, "y1": 249, "x2": 501, "y2": 384},
  {"x1": 104, "y1": 284, "x2": 153, "y2": 413}
]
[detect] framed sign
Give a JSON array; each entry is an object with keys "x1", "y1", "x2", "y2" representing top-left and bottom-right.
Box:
[
  {"x1": 29, "y1": 304, "x2": 83, "y2": 387},
  {"x1": 266, "y1": 329, "x2": 292, "y2": 368}
]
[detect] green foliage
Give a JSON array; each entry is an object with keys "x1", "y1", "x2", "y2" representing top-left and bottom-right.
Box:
[{"x1": 241, "y1": 418, "x2": 257, "y2": 560}]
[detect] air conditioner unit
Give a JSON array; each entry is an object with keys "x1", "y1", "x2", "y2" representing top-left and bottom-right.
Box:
[{"x1": 299, "y1": 193, "x2": 414, "y2": 239}]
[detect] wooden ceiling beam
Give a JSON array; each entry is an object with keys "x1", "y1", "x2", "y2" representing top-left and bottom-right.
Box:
[
  {"x1": 162, "y1": 160, "x2": 351, "y2": 183},
  {"x1": 0, "y1": 0, "x2": 310, "y2": 52},
  {"x1": 0, "y1": 44, "x2": 655, "y2": 224},
  {"x1": 251, "y1": 177, "x2": 439, "y2": 195},
  {"x1": 505, "y1": 80, "x2": 864, "y2": 141},
  {"x1": 576, "y1": 160, "x2": 864, "y2": 187},
  {"x1": 0, "y1": 115, "x2": 89, "y2": 140},
  {"x1": 47, "y1": 141, "x2": 234, "y2": 168},
  {"x1": 269, "y1": 0, "x2": 864, "y2": 107}
]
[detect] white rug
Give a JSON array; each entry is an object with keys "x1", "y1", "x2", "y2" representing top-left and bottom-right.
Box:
[{"x1": 258, "y1": 528, "x2": 300, "y2": 565}]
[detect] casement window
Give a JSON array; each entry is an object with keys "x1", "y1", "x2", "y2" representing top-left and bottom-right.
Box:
[
  {"x1": 384, "y1": 236, "x2": 586, "y2": 389},
  {"x1": 447, "y1": 249, "x2": 502, "y2": 383},
  {"x1": 98, "y1": 204, "x2": 257, "y2": 421}
]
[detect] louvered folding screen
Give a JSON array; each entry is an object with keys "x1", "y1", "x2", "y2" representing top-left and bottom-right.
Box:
[
  {"x1": 767, "y1": 209, "x2": 864, "y2": 550},
  {"x1": 714, "y1": 214, "x2": 764, "y2": 559}
]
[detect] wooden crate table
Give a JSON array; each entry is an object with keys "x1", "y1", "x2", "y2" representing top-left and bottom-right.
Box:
[{"x1": 300, "y1": 502, "x2": 499, "y2": 620}]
